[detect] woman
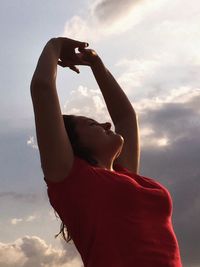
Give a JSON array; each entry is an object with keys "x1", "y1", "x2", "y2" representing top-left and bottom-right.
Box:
[{"x1": 31, "y1": 37, "x2": 182, "y2": 267}]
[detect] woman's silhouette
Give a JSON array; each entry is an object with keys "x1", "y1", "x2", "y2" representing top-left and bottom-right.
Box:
[{"x1": 31, "y1": 37, "x2": 182, "y2": 266}]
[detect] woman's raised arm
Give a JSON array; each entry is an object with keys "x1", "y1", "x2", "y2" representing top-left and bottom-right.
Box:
[
  {"x1": 78, "y1": 48, "x2": 140, "y2": 173},
  {"x1": 30, "y1": 38, "x2": 88, "y2": 182}
]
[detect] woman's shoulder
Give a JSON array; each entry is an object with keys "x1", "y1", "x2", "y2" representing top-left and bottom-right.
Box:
[{"x1": 44, "y1": 156, "x2": 93, "y2": 186}]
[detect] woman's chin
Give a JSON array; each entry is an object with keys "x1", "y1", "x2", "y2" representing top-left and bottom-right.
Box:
[
  {"x1": 112, "y1": 133, "x2": 124, "y2": 149},
  {"x1": 115, "y1": 133, "x2": 124, "y2": 143}
]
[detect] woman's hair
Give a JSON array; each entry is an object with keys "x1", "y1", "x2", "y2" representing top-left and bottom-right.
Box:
[{"x1": 55, "y1": 114, "x2": 98, "y2": 243}]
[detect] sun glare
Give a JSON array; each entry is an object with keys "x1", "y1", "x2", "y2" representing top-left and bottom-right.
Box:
[{"x1": 157, "y1": 137, "x2": 169, "y2": 146}]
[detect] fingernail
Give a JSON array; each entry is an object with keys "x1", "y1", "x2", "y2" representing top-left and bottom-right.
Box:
[{"x1": 85, "y1": 43, "x2": 89, "y2": 47}]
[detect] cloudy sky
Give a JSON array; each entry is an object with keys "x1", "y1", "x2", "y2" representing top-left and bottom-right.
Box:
[{"x1": 0, "y1": 0, "x2": 199, "y2": 266}]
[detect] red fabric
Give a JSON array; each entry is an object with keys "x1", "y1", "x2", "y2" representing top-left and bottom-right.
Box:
[{"x1": 45, "y1": 156, "x2": 182, "y2": 267}]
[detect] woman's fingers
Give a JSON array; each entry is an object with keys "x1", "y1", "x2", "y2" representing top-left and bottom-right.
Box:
[
  {"x1": 58, "y1": 38, "x2": 89, "y2": 65},
  {"x1": 78, "y1": 46, "x2": 87, "y2": 53},
  {"x1": 74, "y1": 40, "x2": 89, "y2": 49},
  {"x1": 69, "y1": 65, "x2": 80, "y2": 73},
  {"x1": 57, "y1": 60, "x2": 65, "y2": 67},
  {"x1": 68, "y1": 38, "x2": 89, "y2": 52},
  {"x1": 57, "y1": 39, "x2": 90, "y2": 72},
  {"x1": 58, "y1": 53, "x2": 90, "y2": 67},
  {"x1": 75, "y1": 53, "x2": 91, "y2": 65},
  {"x1": 58, "y1": 37, "x2": 88, "y2": 48},
  {"x1": 76, "y1": 48, "x2": 98, "y2": 65},
  {"x1": 58, "y1": 59, "x2": 80, "y2": 73}
]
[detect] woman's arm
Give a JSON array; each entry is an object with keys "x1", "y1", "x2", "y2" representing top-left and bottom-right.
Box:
[
  {"x1": 31, "y1": 38, "x2": 87, "y2": 181},
  {"x1": 91, "y1": 57, "x2": 135, "y2": 123},
  {"x1": 89, "y1": 53, "x2": 140, "y2": 173}
]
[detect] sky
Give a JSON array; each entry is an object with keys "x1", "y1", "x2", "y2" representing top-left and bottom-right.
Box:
[{"x1": 0, "y1": 0, "x2": 199, "y2": 266}]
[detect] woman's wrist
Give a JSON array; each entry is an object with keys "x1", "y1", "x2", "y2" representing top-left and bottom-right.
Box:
[
  {"x1": 90, "y1": 55, "x2": 105, "y2": 70},
  {"x1": 46, "y1": 38, "x2": 62, "y2": 57},
  {"x1": 90, "y1": 54, "x2": 102, "y2": 67}
]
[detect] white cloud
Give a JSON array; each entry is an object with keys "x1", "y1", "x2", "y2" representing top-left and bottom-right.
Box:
[
  {"x1": 116, "y1": 47, "x2": 200, "y2": 99},
  {"x1": 116, "y1": 58, "x2": 160, "y2": 95},
  {"x1": 62, "y1": 0, "x2": 168, "y2": 43},
  {"x1": 63, "y1": 85, "x2": 111, "y2": 124},
  {"x1": 10, "y1": 215, "x2": 37, "y2": 225},
  {"x1": 140, "y1": 127, "x2": 154, "y2": 137},
  {"x1": 27, "y1": 136, "x2": 38, "y2": 149},
  {"x1": 157, "y1": 137, "x2": 169, "y2": 147},
  {"x1": 62, "y1": 15, "x2": 93, "y2": 42},
  {"x1": 26, "y1": 215, "x2": 36, "y2": 222},
  {"x1": 11, "y1": 218, "x2": 23, "y2": 225},
  {"x1": 133, "y1": 87, "x2": 200, "y2": 113},
  {"x1": 0, "y1": 236, "x2": 83, "y2": 267},
  {"x1": 0, "y1": 241, "x2": 25, "y2": 267}
]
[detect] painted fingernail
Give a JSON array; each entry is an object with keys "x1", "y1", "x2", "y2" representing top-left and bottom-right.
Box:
[{"x1": 85, "y1": 43, "x2": 89, "y2": 47}]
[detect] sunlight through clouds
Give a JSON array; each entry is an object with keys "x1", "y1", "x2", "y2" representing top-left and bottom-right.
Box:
[
  {"x1": 63, "y1": 0, "x2": 168, "y2": 42},
  {"x1": 157, "y1": 137, "x2": 169, "y2": 147},
  {"x1": 140, "y1": 127, "x2": 154, "y2": 137},
  {"x1": 11, "y1": 218, "x2": 23, "y2": 225}
]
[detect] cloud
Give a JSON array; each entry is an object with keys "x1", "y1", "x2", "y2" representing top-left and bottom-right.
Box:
[
  {"x1": 0, "y1": 241, "x2": 25, "y2": 267},
  {"x1": 0, "y1": 191, "x2": 39, "y2": 203},
  {"x1": 62, "y1": 0, "x2": 200, "y2": 47},
  {"x1": 116, "y1": 51, "x2": 200, "y2": 98},
  {"x1": 135, "y1": 86, "x2": 200, "y2": 173},
  {"x1": 11, "y1": 218, "x2": 23, "y2": 225},
  {"x1": 90, "y1": 0, "x2": 143, "y2": 23},
  {"x1": 62, "y1": 0, "x2": 166, "y2": 42},
  {"x1": 10, "y1": 215, "x2": 37, "y2": 225},
  {"x1": 27, "y1": 136, "x2": 38, "y2": 149},
  {"x1": 0, "y1": 236, "x2": 83, "y2": 267},
  {"x1": 26, "y1": 215, "x2": 36, "y2": 222},
  {"x1": 63, "y1": 85, "x2": 111, "y2": 124},
  {"x1": 137, "y1": 87, "x2": 200, "y2": 138}
]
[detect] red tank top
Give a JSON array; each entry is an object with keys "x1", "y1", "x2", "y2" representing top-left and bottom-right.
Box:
[{"x1": 45, "y1": 156, "x2": 182, "y2": 267}]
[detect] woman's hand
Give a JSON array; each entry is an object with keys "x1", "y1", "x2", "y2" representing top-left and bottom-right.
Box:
[
  {"x1": 77, "y1": 48, "x2": 100, "y2": 67},
  {"x1": 55, "y1": 37, "x2": 90, "y2": 73}
]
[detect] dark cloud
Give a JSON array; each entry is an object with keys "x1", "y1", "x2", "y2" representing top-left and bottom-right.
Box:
[
  {"x1": 92, "y1": 0, "x2": 143, "y2": 23},
  {"x1": 141, "y1": 104, "x2": 199, "y2": 144}
]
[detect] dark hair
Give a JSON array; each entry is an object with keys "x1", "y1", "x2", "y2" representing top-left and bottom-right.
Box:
[{"x1": 55, "y1": 114, "x2": 98, "y2": 243}]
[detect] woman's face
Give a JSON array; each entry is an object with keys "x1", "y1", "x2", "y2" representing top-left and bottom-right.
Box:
[{"x1": 73, "y1": 116, "x2": 124, "y2": 158}]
